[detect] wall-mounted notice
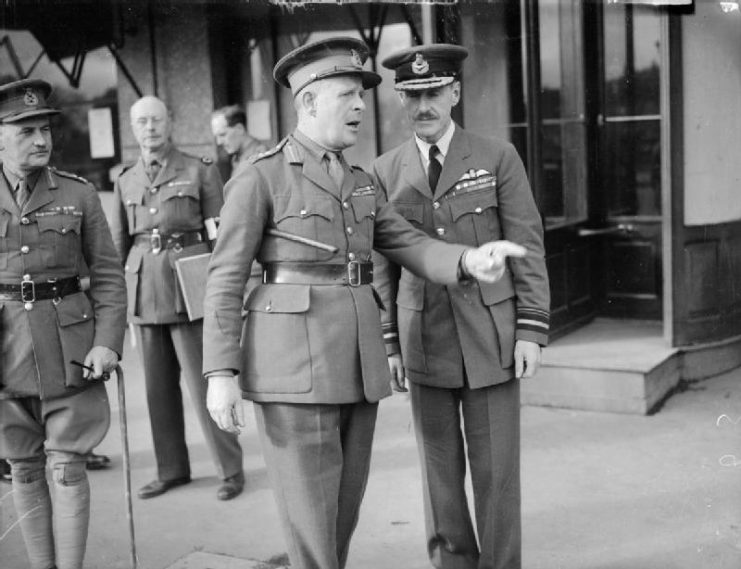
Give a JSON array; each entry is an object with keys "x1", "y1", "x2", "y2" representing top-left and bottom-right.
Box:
[{"x1": 88, "y1": 107, "x2": 115, "y2": 159}]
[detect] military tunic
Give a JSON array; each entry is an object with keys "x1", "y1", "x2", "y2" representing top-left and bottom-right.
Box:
[
  {"x1": 0, "y1": 165, "x2": 126, "y2": 401},
  {"x1": 373, "y1": 125, "x2": 550, "y2": 388},
  {"x1": 110, "y1": 146, "x2": 223, "y2": 324},
  {"x1": 202, "y1": 131, "x2": 469, "y2": 403}
]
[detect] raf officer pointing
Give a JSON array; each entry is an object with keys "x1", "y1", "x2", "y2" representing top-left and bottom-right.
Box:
[
  {"x1": 0, "y1": 79, "x2": 127, "y2": 569},
  {"x1": 373, "y1": 44, "x2": 550, "y2": 569},
  {"x1": 203, "y1": 37, "x2": 527, "y2": 569}
]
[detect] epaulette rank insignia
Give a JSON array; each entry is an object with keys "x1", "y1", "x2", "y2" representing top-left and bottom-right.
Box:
[
  {"x1": 50, "y1": 167, "x2": 89, "y2": 184},
  {"x1": 253, "y1": 138, "x2": 288, "y2": 163}
]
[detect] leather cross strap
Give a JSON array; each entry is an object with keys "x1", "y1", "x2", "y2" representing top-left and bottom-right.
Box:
[
  {"x1": 262, "y1": 261, "x2": 373, "y2": 287},
  {"x1": 0, "y1": 275, "x2": 81, "y2": 302}
]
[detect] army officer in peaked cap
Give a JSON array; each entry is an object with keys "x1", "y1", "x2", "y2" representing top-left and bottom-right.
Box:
[
  {"x1": 373, "y1": 44, "x2": 550, "y2": 569},
  {"x1": 0, "y1": 79, "x2": 127, "y2": 569},
  {"x1": 202, "y1": 37, "x2": 528, "y2": 569}
]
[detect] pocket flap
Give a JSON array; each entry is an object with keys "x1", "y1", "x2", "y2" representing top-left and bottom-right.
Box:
[
  {"x1": 161, "y1": 182, "x2": 199, "y2": 201},
  {"x1": 125, "y1": 247, "x2": 144, "y2": 273},
  {"x1": 55, "y1": 293, "x2": 94, "y2": 327},
  {"x1": 246, "y1": 284, "x2": 311, "y2": 314},
  {"x1": 37, "y1": 215, "x2": 82, "y2": 235},
  {"x1": 396, "y1": 268, "x2": 424, "y2": 311},
  {"x1": 479, "y1": 278, "x2": 516, "y2": 306},
  {"x1": 274, "y1": 198, "x2": 334, "y2": 223},
  {"x1": 351, "y1": 197, "x2": 376, "y2": 222},
  {"x1": 449, "y1": 190, "x2": 498, "y2": 222},
  {"x1": 393, "y1": 202, "x2": 424, "y2": 224}
]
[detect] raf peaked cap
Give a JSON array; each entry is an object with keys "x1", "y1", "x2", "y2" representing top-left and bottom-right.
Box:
[
  {"x1": 274, "y1": 37, "x2": 382, "y2": 95},
  {"x1": 382, "y1": 44, "x2": 469, "y2": 91},
  {"x1": 0, "y1": 79, "x2": 60, "y2": 123}
]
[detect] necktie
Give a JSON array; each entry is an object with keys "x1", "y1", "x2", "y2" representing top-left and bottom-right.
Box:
[
  {"x1": 146, "y1": 159, "x2": 161, "y2": 182},
  {"x1": 428, "y1": 145, "x2": 442, "y2": 192},
  {"x1": 15, "y1": 178, "x2": 30, "y2": 210},
  {"x1": 328, "y1": 152, "x2": 345, "y2": 189}
]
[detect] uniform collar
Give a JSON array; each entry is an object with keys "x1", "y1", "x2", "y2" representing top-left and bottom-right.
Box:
[
  {"x1": 414, "y1": 121, "x2": 456, "y2": 167},
  {"x1": 2, "y1": 165, "x2": 42, "y2": 191}
]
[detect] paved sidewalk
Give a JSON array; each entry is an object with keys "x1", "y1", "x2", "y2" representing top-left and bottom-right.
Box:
[{"x1": 2, "y1": 336, "x2": 741, "y2": 568}]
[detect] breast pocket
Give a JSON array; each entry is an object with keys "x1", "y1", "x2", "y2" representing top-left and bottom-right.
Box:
[
  {"x1": 273, "y1": 198, "x2": 336, "y2": 260},
  {"x1": 393, "y1": 202, "x2": 425, "y2": 228},
  {"x1": 160, "y1": 183, "x2": 201, "y2": 224},
  {"x1": 36, "y1": 214, "x2": 82, "y2": 268},
  {"x1": 448, "y1": 188, "x2": 501, "y2": 244}
]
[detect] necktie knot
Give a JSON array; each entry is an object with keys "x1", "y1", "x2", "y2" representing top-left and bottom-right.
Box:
[
  {"x1": 428, "y1": 145, "x2": 442, "y2": 191},
  {"x1": 146, "y1": 159, "x2": 161, "y2": 181}
]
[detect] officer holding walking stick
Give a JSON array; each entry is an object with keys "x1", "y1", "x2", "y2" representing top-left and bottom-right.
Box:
[{"x1": 0, "y1": 78, "x2": 127, "y2": 569}]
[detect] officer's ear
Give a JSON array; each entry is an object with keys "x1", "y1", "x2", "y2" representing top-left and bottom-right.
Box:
[{"x1": 300, "y1": 88, "x2": 318, "y2": 118}]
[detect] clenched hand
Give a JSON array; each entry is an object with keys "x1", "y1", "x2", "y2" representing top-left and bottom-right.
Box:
[{"x1": 207, "y1": 375, "x2": 245, "y2": 434}]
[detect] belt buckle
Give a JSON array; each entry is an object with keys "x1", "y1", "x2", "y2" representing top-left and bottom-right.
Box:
[
  {"x1": 347, "y1": 261, "x2": 361, "y2": 287},
  {"x1": 150, "y1": 230, "x2": 162, "y2": 254},
  {"x1": 21, "y1": 275, "x2": 35, "y2": 303}
]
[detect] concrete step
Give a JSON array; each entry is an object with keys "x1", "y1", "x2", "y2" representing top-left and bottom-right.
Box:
[{"x1": 522, "y1": 318, "x2": 681, "y2": 414}]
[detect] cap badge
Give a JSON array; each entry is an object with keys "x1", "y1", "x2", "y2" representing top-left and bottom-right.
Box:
[
  {"x1": 350, "y1": 49, "x2": 363, "y2": 68},
  {"x1": 23, "y1": 88, "x2": 39, "y2": 107},
  {"x1": 412, "y1": 54, "x2": 429, "y2": 75}
]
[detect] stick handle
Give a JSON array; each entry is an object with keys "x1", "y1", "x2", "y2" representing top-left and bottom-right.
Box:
[{"x1": 266, "y1": 228, "x2": 338, "y2": 254}]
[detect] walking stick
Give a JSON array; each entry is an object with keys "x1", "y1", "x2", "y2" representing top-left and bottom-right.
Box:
[{"x1": 115, "y1": 365, "x2": 138, "y2": 569}]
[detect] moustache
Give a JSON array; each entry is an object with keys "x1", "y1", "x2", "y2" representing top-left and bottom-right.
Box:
[{"x1": 414, "y1": 113, "x2": 438, "y2": 122}]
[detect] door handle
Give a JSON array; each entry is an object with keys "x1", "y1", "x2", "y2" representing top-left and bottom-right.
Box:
[{"x1": 577, "y1": 223, "x2": 635, "y2": 237}]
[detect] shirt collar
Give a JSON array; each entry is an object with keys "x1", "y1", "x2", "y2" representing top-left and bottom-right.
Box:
[
  {"x1": 140, "y1": 144, "x2": 172, "y2": 169},
  {"x1": 293, "y1": 129, "x2": 342, "y2": 163},
  {"x1": 3, "y1": 165, "x2": 41, "y2": 190},
  {"x1": 414, "y1": 120, "x2": 456, "y2": 166}
]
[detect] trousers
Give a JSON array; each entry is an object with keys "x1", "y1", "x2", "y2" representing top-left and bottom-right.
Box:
[{"x1": 135, "y1": 321, "x2": 243, "y2": 481}]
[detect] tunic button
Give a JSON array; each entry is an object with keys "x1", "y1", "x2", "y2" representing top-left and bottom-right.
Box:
[
  {"x1": 126, "y1": 199, "x2": 133, "y2": 205},
  {"x1": 348, "y1": 252, "x2": 356, "y2": 261},
  {"x1": 150, "y1": 187, "x2": 158, "y2": 194},
  {"x1": 474, "y1": 206, "x2": 483, "y2": 214},
  {"x1": 436, "y1": 227, "x2": 445, "y2": 236},
  {"x1": 24, "y1": 302, "x2": 33, "y2": 311},
  {"x1": 149, "y1": 207, "x2": 158, "y2": 214},
  {"x1": 346, "y1": 227, "x2": 354, "y2": 235},
  {"x1": 300, "y1": 209, "x2": 307, "y2": 217},
  {"x1": 342, "y1": 202, "x2": 349, "y2": 210},
  {"x1": 20, "y1": 217, "x2": 29, "y2": 225},
  {"x1": 20, "y1": 245, "x2": 30, "y2": 254},
  {"x1": 265, "y1": 305, "x2": 272, "y2": 312},
  {"x1": 370, "y1": 210, "x2": 375, "y2": 218},
  {"x1": 433, "y1": 201, "x2": 441, "y2": 210},
  {"x1": 177, "y1": 191, "x2": 183, "y2": 197},
  {"x1": 61, "y1": 228, "x2": 67, "y2": 234}
]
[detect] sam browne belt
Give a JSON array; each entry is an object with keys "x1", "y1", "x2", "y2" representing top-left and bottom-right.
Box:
[
  {"x1": 133, "y1": 230, "x2": 203, "y2": 254},
  {"x1": 0, "y1": 275, "x2": 82, "y2": 303},
  {"x1": 262, "y1": 261, "x2": 373, "y2": 287}
]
